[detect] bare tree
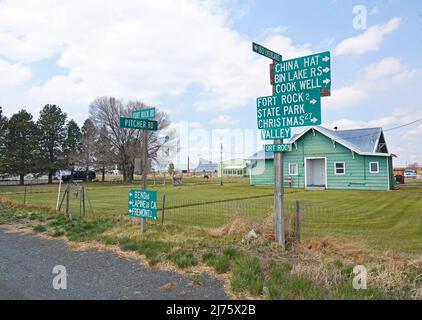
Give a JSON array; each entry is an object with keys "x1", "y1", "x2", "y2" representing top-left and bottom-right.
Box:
[
  {"x1": 89, "y1": 97, "x2": 171, "y2": 183},
  {"x1": 95, "y1": 125, "x2": 117, "y2": 182},
  {"x1": 80, "y1": 119, "x2": 98, "y2": 175}
]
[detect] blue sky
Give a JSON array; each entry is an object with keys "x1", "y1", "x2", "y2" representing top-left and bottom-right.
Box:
[{"x1": 0, "y1": 0, "x2": 421, "y2": 167}]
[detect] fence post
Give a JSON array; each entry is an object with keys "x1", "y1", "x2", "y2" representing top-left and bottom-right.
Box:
[
  {"x1": 295, "y1": 200, "x2": 301, "y2": 243},
  {"x1": 23, "y1": 187, "x2": 27, "y2": 205},
  {"x1": 65, "y1": 187, "x2": 70, "y2": 218},
  {"x1": 82, "y1": 186, "x2": 86, "y2": 217},
  {"x1": 161, "y1": 194, "x2": 166, "y2": 225}
]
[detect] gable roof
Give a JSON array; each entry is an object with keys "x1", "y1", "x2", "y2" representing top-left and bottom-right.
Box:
[
  {"x1": 248, "y1": 150, "x2": 274, "y2": 160},
  {"x1": 289, "y1": 126, "x2": 392, "y2": 156}
]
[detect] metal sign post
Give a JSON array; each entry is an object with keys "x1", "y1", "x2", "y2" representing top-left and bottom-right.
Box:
[
  {"x1": 140, "y1": 129, "x2": 148, "y2": 233},
  {"x1": 272, "y1": 73, "x2": 285, "y2": 247},
  {"x1": 253, "y1": 42, "x2": 331, "y2": 249}
]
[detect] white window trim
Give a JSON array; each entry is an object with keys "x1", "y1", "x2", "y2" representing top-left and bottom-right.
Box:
[
  {"x1": 288, "y1": 163, "x2": 298, "y2": 176},
  {"x1": 369, "y1": 161, "x2": 379, "y2": 174},
  {"x1": 334, "y1": 162, "x2": 346, "y2": 175}
]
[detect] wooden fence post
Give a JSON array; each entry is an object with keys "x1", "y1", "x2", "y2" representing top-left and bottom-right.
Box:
[
  {"x1": 161, "y1": 194, "x2": 166, "y2": 225},
  {"x1": 295, "y1": 200, "x2": 301, "y2": 243}
]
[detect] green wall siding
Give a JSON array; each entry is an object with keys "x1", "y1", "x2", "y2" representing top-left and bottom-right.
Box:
[{"x1": 250, "y1": 130, "x2": 393, "y2": 190}]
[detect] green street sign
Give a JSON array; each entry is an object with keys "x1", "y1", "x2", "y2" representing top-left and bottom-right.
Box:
[
  {"x1": 252, "y1": 42, "x2": 282, "y2": 62},
  {"x1": 132, "y1": 107, "x2": 155, "y2": 120},
  {"x1": 128, "y1": 190, "x2": 157, "y2": 220},
  {"x1": 260, "y1": 128, "x2": 292, "y2": 140},
  {"x1": 257, "y1": 89, "x2": 321, "y2": 130},
  {"x1": 264, "y1": 144, "x2": 291, "y2": 152},
  {"x1": 119, "y1": 117, "x2": 158, "y2": 131},
  {"x1": 274, "y1": 51, "x2": 331, "y2": 94}
]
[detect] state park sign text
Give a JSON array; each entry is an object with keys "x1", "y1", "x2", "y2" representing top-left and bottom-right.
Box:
[{"x1": 257, "y1": 89, "x2": 321, "y2": 130}]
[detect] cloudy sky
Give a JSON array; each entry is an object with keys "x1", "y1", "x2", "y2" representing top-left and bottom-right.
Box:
[{"x1": 0, "y1": 0, "x2": 421, "y2": 167}]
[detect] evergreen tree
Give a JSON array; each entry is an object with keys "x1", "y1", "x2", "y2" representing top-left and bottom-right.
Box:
[
  {"x1": 37, "y1": 104, "x2": 67, "y2": 184},
  {"x1": 0, "y1": 107, "x2": 8, "y2": 173},
  {"x1": 3, "y1": 110, "x2": 39, "y2": 185}
]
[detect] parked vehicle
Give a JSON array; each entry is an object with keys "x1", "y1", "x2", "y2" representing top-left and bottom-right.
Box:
[
  {"x1": 404, "y1": 169, "x2": 417, "y2": 178},
  {"x1": 62, "y1": 171, "x2": 96, "y2": 182}
]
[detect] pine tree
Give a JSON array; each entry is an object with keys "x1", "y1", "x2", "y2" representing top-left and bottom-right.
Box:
[
  {"x1": 37, "y1": 104, "x2": 67, "y2": 184},
  {"x1": 0, "y1": 107, "x2": 8, "y2": 173},
  {"x1": 3, "y1": 110, "x2": 39, "y2": 185}
]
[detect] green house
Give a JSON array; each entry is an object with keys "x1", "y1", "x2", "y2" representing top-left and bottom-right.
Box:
[
  {"x1": 249, "y1": 126, "x2": 396, "y2": 190},
  {"x1": 218, "y1": 158, "x2": 248, "y2": 177}
]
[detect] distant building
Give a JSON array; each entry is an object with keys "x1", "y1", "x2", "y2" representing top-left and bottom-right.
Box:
[
  {"x1": 249, "y1": 126, "x2": 395, "y2": 190},
  {"x1": 218, "y1": 158, "x2": 248, "y2": 177},
  {"x1": 193, "y1": 158, "x2": 218, "y2": 173}
]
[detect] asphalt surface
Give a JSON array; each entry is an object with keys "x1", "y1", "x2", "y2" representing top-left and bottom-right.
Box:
[{"x1": 0, "y1": 228, "x2": 229, "y2": 300}]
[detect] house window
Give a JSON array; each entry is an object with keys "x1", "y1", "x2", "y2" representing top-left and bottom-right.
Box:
[
  {"x1": 369, "y1": 162, "x2": 379, "y2": 173},
  {"x1": 334, "y1": 162, "x2": 345, "y2": 175},
  {"x1": 288, "y1": 163, "x2": 298, "y2": 176}
]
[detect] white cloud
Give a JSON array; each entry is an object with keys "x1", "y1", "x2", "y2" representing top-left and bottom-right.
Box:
[
  {"x1": 325, "y1": 57, "x2": 417, "y2": 110},
  {"x1": 0, "y1": 58, "x2": 32, "y2": 86},
  {"x1": 212, "y1": 115, "x2": 240, "y2": 125},
  {"x1": 334, "y1": 17, "x2": 401, "y2": 56},
  {"x1": 0, "y1": 0, "x2": 291, "y2": 113}
]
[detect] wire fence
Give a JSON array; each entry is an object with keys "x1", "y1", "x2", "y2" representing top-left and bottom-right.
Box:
[{"x1": 1, "y1": 184, "x2": 421, "y2": 253}]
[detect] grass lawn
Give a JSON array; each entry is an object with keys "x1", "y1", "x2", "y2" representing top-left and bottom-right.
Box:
[
  {"x1": 1, "y1": 179, "x2": 421, "y2": 300},
  {"x1": 1, "y1": 179, "x2": 422, "y2": 254}
]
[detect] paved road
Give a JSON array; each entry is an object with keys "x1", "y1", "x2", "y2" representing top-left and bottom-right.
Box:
[{"x1": 0, "y1": 228, "x2": 229, "y2": 300}]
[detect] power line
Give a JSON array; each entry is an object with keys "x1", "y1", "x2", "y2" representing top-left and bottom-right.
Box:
[{"x1": 384, "y1": 117, "x2": 422, "y2": 132}]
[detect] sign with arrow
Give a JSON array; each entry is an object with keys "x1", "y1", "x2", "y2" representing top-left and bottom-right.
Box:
[
  {"x1": 132, "y1": 107, "x2": 156, "y2": 120},
  {"x1": 128, "y1": 190, "x2": 157, "y2": 220},
  {"x1": 257, "y1": 89, "x2": 321, "y2": 130},
  {"x1": 274, "y1": 51, "x2": 331, "y2": 95},
  {"x1": 252, "y1": 42, "x2": 282, "y2": 62}
]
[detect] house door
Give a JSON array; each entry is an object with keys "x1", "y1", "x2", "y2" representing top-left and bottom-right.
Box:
[{"x1": 306, "y1": 158, "x2": 326, "y2": 187}]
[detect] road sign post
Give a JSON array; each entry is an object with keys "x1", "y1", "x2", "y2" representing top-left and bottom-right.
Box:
[
  {"x1": 140, "y1": 129, "x2": 148, "y2": 233},
  {"x1": 120, "y1": 109, "x2": 158, "y2": 234},
  {"x1": 253, "y1": 42, "x2": 331, "y2": 249}
]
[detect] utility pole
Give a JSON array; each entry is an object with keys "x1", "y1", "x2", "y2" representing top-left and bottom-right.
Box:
[
  {"x1": 220, "y1": 142, "x2": 223, "y2": 186},
  {"x1": 141, "y1": 129, "x2": 148, "y2": 233},
  {"x1": 271, "y1": 61, "x2": 285, "y2": 247}
]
